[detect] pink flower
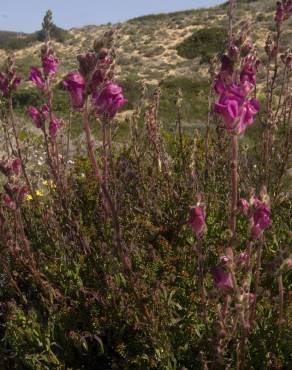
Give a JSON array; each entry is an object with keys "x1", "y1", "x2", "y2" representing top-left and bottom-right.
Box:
[
  {"x1": 214, "y1": 82, "x2": 259, "y2": 134},
  {"x1": 28, "y1": 67, "x2": 45, "y2": 90},
  {"x1": 241, "y1": 40, "x2": 253, "y2": 57},
  {"x1": 236, "y1": 252, "x2": 249, "y2": 266},
  {"x1": 3, "y1": 194, "x2": 16, "y2": 210},
  {"x1": 92, "y1": 82, "x2": 127, "y2": 118},
  {"x1": 41, "y1": 104, "x2": 50, "y2": 119},
  {"x1": 214, "y1": 95, "x2": 239, "y2": 131},
  {"x1": 12, "y1": 158, "x2": 22, "y2": 176},
  {"x1": 238, "y1": 198, "x2": 250, "y2": 216},
  {"x1": 12, "y1": 76, "x2": 21, "y2": 90},
  {"x1": 220, "y1": 54, "x2": 234, "y2": 79},
  {"x1": 240, "y1": 63, "x2": 257, "y2": 86},
  {"x1": 275, "y1": 0, "x2": 292, "y2": 27},
  {"x1": 42, "y1": 54, "x2": 58, "y2": 76},
  {"x1": 0, "y1": 73, "x2": 9, "y2": 96},
  {"x1": 63, "y1": 72, "x2": 86, "y2": 110},
  {"x1": 88, "y1": 69, "x2": 105, "y2": 92},
  {"x1": 251, "y1": 203, "x2": 271, "y2": 239},
  {"x1": 275, "y1": 1, "x2": 285, "y2": 24},
  {"x1": 281, "y1": 52, "x2": 292, "y2": 69},
  {"x1": 212, "y1": 266, "x2": 233, "y2": 293},
  {"x1": 28, "y1": 107, "x2": 43, "y2": 128},
  {"x1": 49, "y1": 118, "x2": 60, "y2": 139},
  {"x1": 238, "y1": 99, "x2": 260, "y2": 134},
  {"x1": 188, "y1": 205, "x2": 206, "y2": 238},
  {"x1": 0, "y1": 73, "x2": 21, "y2": 96},
  {"x1": 220, "y1": 255, "x2": 230, "y2": 265},
  {"x1": 228, "y1": 45, "x2": 239, "y2": 62}
]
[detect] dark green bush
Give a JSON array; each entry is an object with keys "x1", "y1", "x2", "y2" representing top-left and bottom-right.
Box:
[
  {"x1": 35, "y1": 24, "x2": 71, "y2": 43},
  {"x1": 0, "y1": 25, "x2": 70, "y2": 51},
  {"x1": 13, "y1": 87, "x2": 43, "y2": 109},
  {"x1": 0, "y1": 31, "x2": 37, "y2": 50},
  {"x1": 176, "y1": 27, "x2": 227, "y2": 63}
]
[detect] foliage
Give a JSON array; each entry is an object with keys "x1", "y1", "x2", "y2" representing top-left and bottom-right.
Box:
[
  {"x1": 0, "y1": 2, "x2": 291, "y2": 369},
  {"x1": 0, "y1": 25, "x2": 70, "y2": 51},
  {"x1": 176, "y1": 27, "x2": 227, "y2": 63}
]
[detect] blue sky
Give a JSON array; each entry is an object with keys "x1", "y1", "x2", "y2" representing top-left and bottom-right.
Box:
[{"x1": 1, "y1": 0, "x2": 225, "y2": 33}]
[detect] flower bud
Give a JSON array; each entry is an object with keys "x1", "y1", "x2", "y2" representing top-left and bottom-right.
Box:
[
  {"x1": 241, "y1": 41, "x2": 253, "y2": 57},
  {"x1": 220, "y1": 256, "x2": 230, "y2": 265},
  {"x1": 93, "y1": 39, "x2": 105, "y2": 53},
  {"x1": 280, "y1": 52, "x2": 292, "y2": 69},
  {"x1": 77, "y1": 52, "x2": 97, "y2": 77},
  {"x1": 228, "y1": 45, "x2": 239, "y2": 62}
]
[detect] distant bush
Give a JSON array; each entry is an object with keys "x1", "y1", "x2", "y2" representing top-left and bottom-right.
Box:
[
  {"x1": 0, "y1": 25, "x2": 70, "y2": 51},
  {"x1": 176, "y1": 27, "x2": 227, "y2": 63},
  {"x1": 0, "y1": 31, "x2": 36, "y2": 50},
  {"x1": 13, "y1": 87, "x2": 43, "y2": 109},
  {"x1": 160, "y1": 76, "x2": 209, "y2": 123},
  {"x1": 144, "y1": 46, "x2": 165, "y2": 58},
  {"x1": 120, "y1": 73, "x2": 141, "y2": 109},
  {"x1": 35, "y1": 24, "x2": 71, "y2": 43}
]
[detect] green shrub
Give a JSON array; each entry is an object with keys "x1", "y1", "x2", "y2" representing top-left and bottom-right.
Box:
[
  {"x1": 159, "y1": 76, "x2": 209, "y2": 123},
  {"x1": 0, "y1": 31, "x2": 37, "y2": 50},
  {"x1": 35, "y1": 24, "x2": 71, "y2": 43},
  {"x1": 144, "y1": 46, "x2": 165, "y2": 58},
  {"x1": 13, "y1": 87, "x2": 43, "y2": 109},
  {"x1": 0, "y1": 25, "x2": 70, "y2": 51},
  {"x1": 176, "y1": 27, "x2": 227, "y2": 63}
]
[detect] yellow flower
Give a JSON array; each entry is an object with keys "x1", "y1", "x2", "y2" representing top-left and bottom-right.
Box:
[
  {"x1": 25, "y1": 194, "x2": 33, "y2": 201},
  {"x1": 25, "y1": 190, "x2": 44, "y2": 201},
  {"x1": 42, "y1": 180, "x2": 56, "y2": 189}
]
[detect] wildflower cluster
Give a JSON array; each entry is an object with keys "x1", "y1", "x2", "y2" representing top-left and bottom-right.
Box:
[
  {"x1": 214, "y1": 37, "x2": 260, "y2": 134},
  {"x1": 0, "y1": 158, "x2": 27, "y2": 210},
  {"x1": 0, "y1": 56, "x2": 21, "y2": 97},
  {"x1": 0, "y1": 3, "x2": 291, "y2": 369},
  {"x1": 63, "y1": 30, "x2": 127, "y2": 117}
]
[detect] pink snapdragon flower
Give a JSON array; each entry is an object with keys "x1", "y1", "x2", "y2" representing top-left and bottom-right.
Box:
[
  {"x1": 63, "y1": 72, "x2": 86, "y2": 110},
  {"x1": 281, "y1": 52, "x2": 292, "y2": 69},
  {"x1": 41, "y1": 104, "x2": 50, "y2": 118},
  {"x1": 0, "y1": 73, "x2": 9, "y2": 96},
  {"x1": 49, "y1": 118, "x2": 60, "y2": 139},
  {"x1": 188, "y1": 205, "x2": 206, "y2": 238},
  {"x1": 276, "y1": 1, "x2": 285, "y2": 23},
  {"x1": 28, "y1": 107, "x2": 43, "y2": 128},
  {"x1": 251, "y1": 203, "x2": 271, "y2": 239},
  {"x1": 235, "y1": 252, "x2": 249, "y2": 266},
  {"x1": 0, "y1": 72, "x2": 21, "y2": 97},
  {"x1": 12, "y1": 158, "x2": 22, "y2": 176},
  {"x1": 28, "y1": 67, "x2": 45, "y2": 90},
  {"x1": 238, "y1": 99, "x2": 260, "y2": 134},
  {"x1": 238, "y1": 193, "x2": 271, "y2": 240},
  {"x1": 238, "y1": 198, "x2": 250, "y2": 216},
  {"x1": 3, "y1": 185, "x2": 27, "y2": 210},
  {"x1": 214, "y1": 94, "x2": 240, "y2": 131},
  {"x1": 42, "y1": 54, "x2": 59, "y2": 76},
  {"x1": 275, "y1": 0, "x2": 292, "y2": 32},
  {"x1": 214, "y1": 79, "x2": 259, "y2": 134},
  {"x1": 92, "y1": 82, "x2": 127, "y2": 118},
  {"x1": 212, "y1": 266, "x2": 233, "y2": 293},
  {"x1": 214, "y1": 47, "x2": 260, "y2": 134},
  {"x1": 28, "y1": 104, "x2": 50, "y2": 129},
  {"x1": 240, "y1": 56, "x2": 259, "y2": 86},
  {"x1": 3, "y1": 194, "x2": 16, "y2": 210},
  {"x1": 220, "y1": 255, "x2": 230, "y2": 265}
]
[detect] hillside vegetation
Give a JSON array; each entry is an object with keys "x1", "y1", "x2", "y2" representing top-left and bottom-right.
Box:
[{"x1": 1, "y1": 0, "x2": 291, "y2": 126}]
